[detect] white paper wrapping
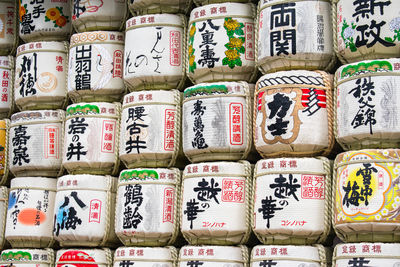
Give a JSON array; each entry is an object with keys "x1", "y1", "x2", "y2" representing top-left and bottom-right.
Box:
[
  {"x1": 0, "y1": 186, "x2": 7, "y2": 249},
  {"x1": 183, "y1": 82, "x2": 253, "y2": 162},
  {"x1": 63, "y1": 102, "x2": 120, "y2": 175},
  {"x1": 254, "y1": 70, "x2": 334, "y2": 158},
  {"x1": 251, "y1": 245, "x2": 327, "y2": 267},
  {"x1": 253, "y1": 157, "x2": 331, "y2": 245},
  {"x1": 9, "y1": 110, "x2": 64, "y2": 177},
  {"x1": 119, "y1": 90, "x2": 182, "y2": 168},
  {"x1": 56, "y1": 248, "x2": 112, "y2": 267},
  {"x1": 181, "y1": 161, "x2": 252, "y2": 245},
  {"x1": 0, "y1": 0, "x2": 17, "y2": 56},
  {"x1": 334, "y1": 149, "x2": 400, "y2": 242},
  {"x1": 5, "y1": 177, "x2": 56, "y2": 248},
  {"x1": 179, "y1": 245, "x2": 248, "y2": 267},
  {"x1": 128, "y1": 0, "x2": 191, "y2": 15},
  {"x1": 115, "y1": 168, "x2": 180, "y2": 246},
  {"x1": 15, "y1": 42, "x2": 68, "y2": 110},
  {"x1": 124, "y1": 14, "x2": 186, "y2": 91},
  {"x1": 18, "y1": 0, "x2": 71, "y2": 42},
  {"x1": 335, "y1": 58, "x2": 400, "y2": 150},
  {"x1": 72, "y1": 0, "x2": 127, "y2": 32},
  {"x1": 0, "y1": 57, "x2": 13, "y2": 117},
  {"x1": 187, "y1": 3, "x2": 256, "y2": 83},
  {"x1": 53, "y1": 174, "x2": 118, "y2": 247},
  {"x1": 334, "y1": 243, "x2": 400, "y2": 267},
  {"x1": 335, "y1": 0, "x2": 400, "y2": 63},
  {"x1": 68, "y1": 31, "x2": 125, "y2": 103},
  {"x1": 256, "y1": 0, "x2": 334, "y2": 74},
  {"x1": 0, "y1": 249, "x2": 54, "y2": 267},
  {"x1": 114, "y1": 247, "x2": 177, "y2": 267}
]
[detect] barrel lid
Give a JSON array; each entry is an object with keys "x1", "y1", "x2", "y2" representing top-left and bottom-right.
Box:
[
  {"x1": 66, "y1": 102, "x2": 120, "y2": 118},
  {"x1": 189, "y1": 3, "x2": 254, "y2": 22},
  {"x1": 119, "y1": 168, "x2": 179, "y2": 185},
  {"x1": 123, "y1": 90, "x2": 179, "y2": 106},
  {"x1": 56, "y1": 249, "x2": 111, "y2": 266},
  {"x1": 184, "y1": 82, "x2": 249, "y2": 100},
  {"x1": 126, "y1": 14, "x2": 183, "y2": 30},
  {"x1": 335, "y1": 243, "x2": 400, "y2": 258},
  {"x1": 251, "y1": 245, "x2": 322, "y2": 262},
  {"x1": 255, "y1": 157, "x2": 328, "y2": 176},
  {"x1": 70, "y1": 31, "x2": 124, "y2": 47},
  {"x1": 57, "y1": 175, "x2": 117, "y2": 192},
  {"x1": 10, "y1": 177, "x2": 57, "y2": 191},
  {"x1": 17, "y1": 42, "x2": 67, "y2": 56},
  {"x1": 11, "y1": 110, "x2": 65, "y2": 125},
  {"x1": 114, "y1": 247, "x2": 175, "y2": 261},
  {"x1": 179, "y1": 246, "x2": 246, "y2": 262},
  {"x1": 0, "y1": 249, "x2": 54, "y2": 265},
  {"x1": 183, "y1": 161, "x2": 249, "y2": 178}
]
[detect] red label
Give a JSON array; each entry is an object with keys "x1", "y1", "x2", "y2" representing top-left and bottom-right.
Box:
[
  {"x1": 89, "y1": 199, "x2": 102, "y2": 223},
  {"x1": 229, "y1": 103, "x2": 243, "y2": 145},
  {"x1": 301, "y1": 88, "x2": 327, "y2": 108},
  {"x1": 163, "y1": 187, "x2": 174, "y2": 223},
  {"x1": 245, "y1": 22, "x2": 255, "y2": 60},
  {"x1": 44, "y1": 126, "x2": 59, "y2": 159},
  {"x1": 113, "y1": 50, "x2": 123, "y2": 78},
  {"x1": 164, "y1": 109, "x2": 175, "y2": 151},
  {"x1": 170, "y1": 31, "x2": 181, "y2": 66},
  {"x1": 101, "y1": 120, "x2": 116, "y2": 153},
  {"x1": 222, "y1": 178, "x2": 245, "y2": 203},
  {"x1": 301, "y1": 175, "x2": 325, "y2": 199}
]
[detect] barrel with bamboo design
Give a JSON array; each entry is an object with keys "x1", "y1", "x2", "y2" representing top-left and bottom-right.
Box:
[{"x1": 0, "y1": 249, "x2": 54, "y2": 267}]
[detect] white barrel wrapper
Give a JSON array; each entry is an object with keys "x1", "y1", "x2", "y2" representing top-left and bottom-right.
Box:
[
  {"x1": 254, "y1": 70, "x2": 334, "y2": 158},
  {"x1": 72, "y1": 0, "x2": 127, "y2": 32},
  {"x1": 114, "y1": 247, "x2": 178, "y2": 267},
  {"x1": 257, "y1": 0, "x2": 334, "y2": 74},
  {"x1": 115, "y1": 168, "x2": 181, "y2": 246},
  {"x1": 68, "y1": 31, "x2": 125, "y2": 103},
  {"x1": 56, "y1": 248, "x2": 112, "y2": 267},
  {"x1": 335, "y1": 0, "x2": 400, "y2": 63},
  {"x1": 334, "y1": 149, "x2": 400, "y2": 242},
  {"x1": 181, "y1": 161, "x2": 252, "y2": 245},
  {"x1": 53, "y1": 174, "x2": 118, "y2": 247},
  {"x1": 119, "y1": 90, "x2": 182, "y2": 168},
  {"x1": 251, "y1": 245, "x2": 328, "y2": 267},
  {"x1": 0, "y1": 186, "x2": 8, "y2": 249},
  {"x1": 128, "y1": 0, "x2": 191, "y2": 15},
  {"x1": 183, "y1": 82, "x2": 253, "y2": 162},
  {"x1": 5, "y1": 177, "x2": 56, "y2": 248},
  {"x1": 9, "y1": 110, "x2": 64, "y2": 177},
  {"x1": 0, "y1": 0, "x2": 17, "y2": 56},
  {"x1": 15, "y1": 42, "x2": 68, "y2": 110},
  {"x1": 253, "y1": 157, "x2": 331, "y2": 245},
  {"x1": 63, "y1": 102, "x2": 120, "y2": 175},
  {"x1": 0, "y1": 249, "x2": 54, "y2": 267},
  {"x1": 334, "y1": 243, "x2": 400, "y2": 267},
  {"x1": 18, "y1": 0, "x2": 71, "y2": 42},
  {"x1": 187, "y1": 3, "x2": 256, "y2": 83},
  {"x1": 179, "y1": 245, "x2": 249, "y2": 267},
  {"x1": 0, "y1": 57, "x2": 13, "y2": 117},
  {"x1": 335, "y1": 58, "x2": 400, "y2": 150},
  {"x1": 124, "y1": 14, "x2": 186, "y2": 91}
]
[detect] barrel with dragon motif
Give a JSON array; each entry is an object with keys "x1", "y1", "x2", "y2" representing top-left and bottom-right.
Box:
[
  {"x1": 56, "y1": 249, "x2": 112, "y2": 267},
  {"x1": 0, "y1": 57, "x2": 13, "y2": 118},
  {"x1": 114, "y1": 247, "x2": 178, "y2": 267},
  {"x1": 128, "y1": 0, "x2": 191, "y2": 15},
  {"x1": 335, "y1": 58, "x2": 400, "y2": 150},
  {"x1": 5, "y1": 177, "x2": 56, "y2": 248},
  {"x1": 9, "y1": 110, "x2": 64, "y2": 177},
  {"x1": 18, "y1": 0, "x2": 71, "y2": 42},
  {"x1": 68, "y1": 31, "x2": 125, "y2": 103},
  {"x1": 187, "y1": 3, "x2": 257, "y2": 83},
  {"x1": 335, "y1": 0, "x2": 400, "y2": 63},
  {"x1": 53, "y1": 174, "x2": 118, "y2": 247},
  {"x1": 72, "y1": 0, "x2": 127, "y2": 32},
  {"x1": 0, "y1": 187, "x2": 7, "y2": 249},
  {"x1": 63, "y1": 102, "x2": 120, "y2": 175},
  {"x1": 124, "y1": 14, "x2": 186, "y2": 91},
  {"x1": 0, "y1": 0, "x2": 17, "y2": 56},
  {"x1": 179, "y1": 246, "x2": 249, "y2": 267},
  {"x1": 334, "y1": 149, "x2": 400, "y2": 242},
  {"x1": 115, "y1": 168, "x2": 180, "y2": 246},
  {"x1": 254, "y1": 70, "x2": 334, "y2": 158},
  {"x1": 0, "y1": 249, "x2": 54, "y2": 267}
]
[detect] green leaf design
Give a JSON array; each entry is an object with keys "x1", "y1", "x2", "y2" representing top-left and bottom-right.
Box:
[
  {"x1": 236, "y1": 58, "x2": 242, "y2": 66},
  {"x1": 45, "y1": 16, "x2": 50, "y2": 22},
  {"x1": 385, "y1": 37, "x2": 394, "y2": 43},
  {"x1": 222, "y1": 57, "x2": 229, "y2": 65},
  {"x1": 225, "y1": 43, "x2": 232, "y2": 50},
  {"x1": 235, "y1": 28, "x2": 244, "y2": 36},
  {"x1": 238, "y1": 46, "x2": 245, "y2": 54},
  {"x1": 228, "y1": 61, "x2": 235, "y2": 69}
]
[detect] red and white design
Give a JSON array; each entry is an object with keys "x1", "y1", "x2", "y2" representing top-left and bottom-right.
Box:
[
  {"x1": 301, "y1": 175, "x2": 325, "y2": 199},
  {"x1": 44, "y1": 126, "x2": 59, "y2": 159},
  {"x1": 89, "y1": 199, "x2": 102, "y2": 223},
  {"x1": 170, "y1": 31, "x2": 181, "y2": 66},
  {"x1": 222, "y1": 178, "x2": 245, "y2": 203},
  {"x1": 113, "y1": 50, "x2": 123, "y2": 78},
  {"x1": 57, "y1": 250, "x2": 99, "y2": 267},
  {"x1": 163, "y1": 187, "x2": 174, "y2": 223},
  {"x1": 245, "y1": 22, "x2": 254, "y2": 60},
  {"x1": 56, "y1": 56, "x2": 64, "y2": 72},
  {"x1": 101, "y1": 120, "x2": 116, "y2": 153},
  {"x1": 301, "y1": 88, "x2": 327, "y2": 109},
  {"x1": 229, "y1": 103, "x2": 243, "y2": 145},
  {"x1": 1, "y1": 69, "x2": 9, "y2": 104},
  {"x1": 164, "y1": 109, "x2": 175, "y2": 151}
]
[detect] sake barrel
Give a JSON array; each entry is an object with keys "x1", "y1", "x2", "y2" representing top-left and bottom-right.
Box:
[
  {"x1": 63, "y1": 102, "x2": 120, "y2": 175},
  {"x1": 181, "y1": 161, "x2": 252, "y2": 245},
  {"x1": 256, "y1": 0, "x2": 335, "y2": 74},
  {"x1": 0, "y1": 57, "x2": 13, "y2": 118},
  {"x1": 334, "y1": 0, "x2": 400, "y2": 63},
  {"x1": 183, "y1": 82, "x2": 253, "y2": 162},
  {"x1": 114, "y1": 247, "x2": 178, "y2": 267},
  {"x1": 53, "y1": 174, "x2": 118, "y2": 247},
  {"x1": 334, "y1": 149, "x2": 400, "y2": 242},
  {"x1": 194, "y1": 0, "x2": 253, "y2": 7},
  {"x1": 124, "y1": 14, "x2": 186, "y2": 91},
  {"x1": 0, "y1": 187, "x2": 8, "y2": 249},
  {"x1": 56, "y1": 249, "x2": 112, "y2": 267},
  {"x1": 252, "y1": 157, "x2": 331, "y2": 245},
  {"x1": 15, "y1": 42, "x2": 68, "y2": 110},
  {"x1": 251, "y1": 245, "x2": 328, "y2": 267},
  {"x1": 119, "y1": 90, "x2": 183, "y2": 168},
  {"x1": 187, "y1": 3, "x2": 257, "y2": 83},
  {"x1": 0, "y1": 0, "x2": 17, "y2": 56},
  {"x1": 335, "y1": 58, "x2": 400, "y2": 150},
  {"x1": 254, "y1": 70, "x2": 334, "y2": 158},
  {"x1": 128, "y1": 0, "x2": 191, "y2": 15},
  {"x1": 9, "y1": 110, "x2": 64, "y2": 177},
  {"x1": 18, "y1": 0, "x2": 71, "y2": 42},
  {"x1": 0, "y1": 120, "x2": 9, "y2": 186},
  {"x1": 115, "y1": 168, "x2": 181, "y2": 246},
  {"x1": 334, "y1": 243, "x2": 400, "y2": 267},
  {"x1": 72, "y1": 0, "x2": 127, "y2": 32},
  {"x1": 5, "y1": 177, "x2": 56, "y2": 248},
  {"x1": 0, "y1": 249, "x2": 54, "y2": 267},
  {"x1": 179, "y1": 245, "x2": 249, "y2": 267},
  {"x1": 68, "y1": 31, "x2": 125, "y2": 103}
]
